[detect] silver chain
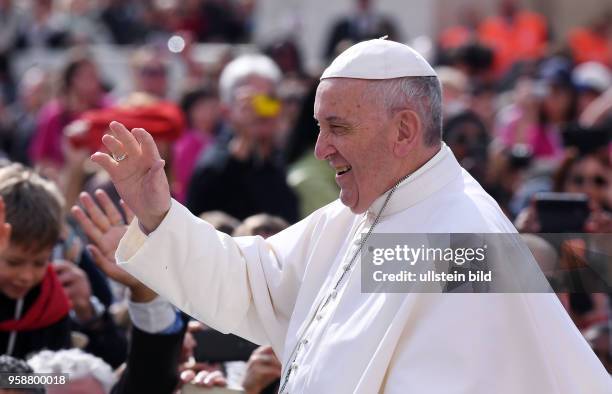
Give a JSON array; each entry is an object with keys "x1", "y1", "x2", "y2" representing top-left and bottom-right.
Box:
[{"x1": 278, "y1": 173, "x2": 410, "y2": 394}]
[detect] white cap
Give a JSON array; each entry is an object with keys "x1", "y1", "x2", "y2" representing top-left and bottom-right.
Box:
[
  {"x1": 572, "y1": 62, "x2": 611, "y2": 93},
  {"x1": 321, "y1": 38, "x2": 437, "y2": 80}
]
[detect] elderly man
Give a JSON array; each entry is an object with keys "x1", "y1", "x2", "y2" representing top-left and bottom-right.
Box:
[{"x1": 93, "y1": 39, "x2": 611, "y2": 393}]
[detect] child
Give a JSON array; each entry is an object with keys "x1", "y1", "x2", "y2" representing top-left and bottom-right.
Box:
[{"x1": 0, "y1": 163, "x2": 71, "y2": 358}]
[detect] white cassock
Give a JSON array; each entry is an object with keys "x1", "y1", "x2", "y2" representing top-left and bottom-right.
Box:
[{"x1": 117, "y1": 144, "x2": 611, "y2": 393}]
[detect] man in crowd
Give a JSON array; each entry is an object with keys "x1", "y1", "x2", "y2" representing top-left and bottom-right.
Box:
[
  {"x1": 93, "y1": 39, "x2": 611, "y2": 393},
  {"x1": 185, "y1": 54, "x2": 298, "y2": 223}
]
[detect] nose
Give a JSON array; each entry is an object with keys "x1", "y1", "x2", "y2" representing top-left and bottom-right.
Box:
[
  {"x1": 16, "y1": 268, "x2": 35, "y2": 287},
  {"x1": 314, "y1": 131, "x2": 336, "y2": 161}
]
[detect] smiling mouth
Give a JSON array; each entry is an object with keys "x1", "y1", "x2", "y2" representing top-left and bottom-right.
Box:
[{"x1": 336, "y1": 165, "x2": 352, "y2": 176}]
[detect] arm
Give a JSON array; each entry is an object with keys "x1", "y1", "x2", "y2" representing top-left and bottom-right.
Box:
[
  {"x1": 116, "y1": 199, "x2": 308, "y2": 352},
  {"x1": 90, "y1": 122, "x2": 309, "y2": 354}
]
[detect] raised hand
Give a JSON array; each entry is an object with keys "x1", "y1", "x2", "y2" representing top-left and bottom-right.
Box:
[
  {"x1": 0, "y1": 197, "x2": 11, "y2": 254},
  {"x1": 72, "y1": 189, "x2": 156, "y2": 302},
  {"x1": 72, "y1": 190, "x2": 134, "y2": 262},
  {"x1": 90, "y1": 121, "x2": 171, "y2": 233}
]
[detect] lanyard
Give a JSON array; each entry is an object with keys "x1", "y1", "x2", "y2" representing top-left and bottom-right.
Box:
[{"x1": 6, "y1": 298, "x2": 24, "y2": 356}]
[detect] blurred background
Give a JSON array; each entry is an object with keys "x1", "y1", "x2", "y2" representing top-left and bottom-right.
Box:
[{"x1": 0, "y1": 0, "x2": 611, "y2": 393}]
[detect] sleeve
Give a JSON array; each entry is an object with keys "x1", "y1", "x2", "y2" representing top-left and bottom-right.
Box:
[
  {"x1": 116, "y1": 199, "x2": 315, "y2": 355},
  {"x1": 128, "y1": 296, "x2": 180, "y2": 334},
  {"x1": 111, "y1": 315, "x2": 188, "y2": 394}
]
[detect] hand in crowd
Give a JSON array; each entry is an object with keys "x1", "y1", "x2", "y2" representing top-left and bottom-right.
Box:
[
  {"x1": 91, "y1": 121, "x2": 171, "y2": 233},
  {"x1": 72, "y1": 188, "x2": 156, "y2": 302},
  {"x1": 53, "y1": 260, "x2": 95, "y2": 322},
  {"x1": 0, "y1": 197, "x2": 12, "y2": 254},
  {"x1": 178, "y1": 321, "x2": 228, "y2": 388},
  {"x1": 242, "y1": 346, "x2": 282, "y2": 394},
  {"x1": 585, "y1": 210, "x2": 612, "y2": 233}
]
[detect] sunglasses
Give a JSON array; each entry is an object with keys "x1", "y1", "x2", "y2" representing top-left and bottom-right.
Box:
[{"x1": 570, "y1": 174, "x2": 608, "y2": 188}]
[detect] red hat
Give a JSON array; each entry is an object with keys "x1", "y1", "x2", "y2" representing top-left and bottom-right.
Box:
[{"x1": 65, "y1": 101, "x2": 185, "y2": 153}]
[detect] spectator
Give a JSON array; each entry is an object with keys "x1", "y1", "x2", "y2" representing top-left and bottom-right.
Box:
[
  {"x1": 28, "y1": 348, "x2": 116, "y2": 394},
  {"x1": 496, "y1": 58, "x2": 577, "y2": 160},
  {"x1": 233, "y1": 214, "x2": 289, "y2": 238},
  {"x1": 567, "y1": 12, "x2": 612, "y2": 67},
  {"x1": 324, "y1": 0, "x2": 400, "y2": 60},
  {"x1": 29, "y1": 50, "x2": 108, "y2": 170},
  {"x1": 186, "y1": 54, "x2": 299, "y2": 222},
  {"x1": 129, "y1": 47, "x2": 170, "y2": 99},
  {"x1": 478, "y1": 0, "x2": 549, "y2": 77},
  {"x1": 99, "y1": 0, "x2": 148, "y2": 45},
  {"x1": 572, "y1": 61, "x2": 612, "y2": 116},
  {"x1": 285, "y1": 85, "x2": 338, "y2": 218},
  {"x1": 198, "y1": 211, "x2": 241, "y2": 235},
  {"x1": 15, "y1": 0, "x2": 69, "y2": 49},
  {"x1": 5, "y1": 67, "x2": 51, "y2": 166},
  {"x1": 172, "y1": 85, "x2": 220, "y2": 203},
  {"x1": 56, "y1": 0, "x2": 112, "y2": 46},
  {"x1": 0, "y1": 164, "x2": 71, "y2": 359}
]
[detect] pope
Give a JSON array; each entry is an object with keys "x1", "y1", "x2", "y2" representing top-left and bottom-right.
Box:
[{"x1": 92, "y1": 39, "x2": 612, "y2": 393}]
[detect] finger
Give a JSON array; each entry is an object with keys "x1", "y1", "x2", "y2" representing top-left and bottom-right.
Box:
[
  {"x1": 79, "y1": 192, "x2": 111, "y2": 232},
  {"x1": 109, "y1": 121, "x2": 140, "y2": 157},
  {"x1": 187, "y1": 321, "x2": 205, "y2": 333},
  {"x1": 180, "y1": 370, "x2": 196, "y2": 384},
  {"x1": 94, "y1": 189, "x2": 123, "y2": 226},
  {"x1": 193, "y1": 371, "x2": 211, "y2": 386},
  {"x1": 87, "y1": 244, "x2": 116, "y2": 275},
  {"x1": 101, "y1": 133, "x2": 126, "y2": 160},
  {"x1": 71, "y1": 206, "x2": 104, "y2": 245},
  {"x1": 120, "y1": 199, "x2": 135, "y2": 223},
  {"x1": 91, "y1": 152, "x2": 119, "y2": 176},
  {"x1": 132, "y1": 128, "x2": 161, "y2": 161},
  {"x1": 203, "y1": 371, "x2": 226, "y2": 387}
]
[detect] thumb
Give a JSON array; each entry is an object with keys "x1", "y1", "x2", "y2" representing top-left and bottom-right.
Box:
[{"x1": 87, "y1": 244, "x2": 115, "y2": 274}]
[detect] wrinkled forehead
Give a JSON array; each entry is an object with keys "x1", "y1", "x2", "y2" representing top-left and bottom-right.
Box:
[{"x1": 314, "y1": 78, "x2": 373, "y2": 118}]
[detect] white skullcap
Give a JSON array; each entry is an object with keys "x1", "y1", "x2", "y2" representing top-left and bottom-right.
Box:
[{"x1": 321, "y1": 38, "x2": 437, "y2": 80}]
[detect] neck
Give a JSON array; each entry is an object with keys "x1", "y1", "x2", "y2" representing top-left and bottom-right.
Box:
[{"x1": 386, "y1": 143, "x2": 442, "y2": 191}]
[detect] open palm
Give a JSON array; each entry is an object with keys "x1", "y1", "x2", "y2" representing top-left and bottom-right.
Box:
[{"x1": 91, "y1": 121, "x2": 171, "y2": 233}]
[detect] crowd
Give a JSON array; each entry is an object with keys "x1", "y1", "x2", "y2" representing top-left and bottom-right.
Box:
[{"x1": 0, "y1": 0, "x2": 611, "y2": 392}]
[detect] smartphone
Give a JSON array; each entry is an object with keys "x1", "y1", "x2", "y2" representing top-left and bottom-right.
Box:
[
  {"x1": 534, "y1": 192, "x2": 590, "y2": 233},
  {"x1": 192, "y1": 329, "x2": 258, "y2": 363}
]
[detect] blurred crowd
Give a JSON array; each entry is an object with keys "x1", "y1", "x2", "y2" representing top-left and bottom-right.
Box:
[{"x1": 0, "y1": 0, "x2": 611, "y2": 392}]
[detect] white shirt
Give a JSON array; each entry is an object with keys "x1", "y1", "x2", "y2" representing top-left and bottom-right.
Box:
[{"x1": 117, "y1": 144, "x2": 612, "y2": 393}]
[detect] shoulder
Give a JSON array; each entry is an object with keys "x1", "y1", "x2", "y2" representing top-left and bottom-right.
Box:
[{"x1": 424, "y1": 170, "x2": 516, "y2": 233}]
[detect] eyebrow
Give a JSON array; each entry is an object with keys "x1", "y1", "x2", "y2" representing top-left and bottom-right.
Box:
[{"x1": 314, "y1": 115, "x2": 351, "y2": 125}]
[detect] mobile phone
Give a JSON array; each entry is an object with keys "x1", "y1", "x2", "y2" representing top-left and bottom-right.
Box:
[
  {"x1": 192, "y1": 329, "x2": 258, "y2": 363},
  {"x1": 534, "y1": 192, "x2": 590, "y2": 233}
]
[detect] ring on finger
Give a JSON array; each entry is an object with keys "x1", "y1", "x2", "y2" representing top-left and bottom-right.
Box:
[{"x1": 112, "y1": 152, "x2": 127, "y2": 162}]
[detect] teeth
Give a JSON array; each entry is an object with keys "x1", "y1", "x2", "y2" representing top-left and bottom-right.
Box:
[{"x1": 336, "y1": 166, "x2": 352, "y2": 175}]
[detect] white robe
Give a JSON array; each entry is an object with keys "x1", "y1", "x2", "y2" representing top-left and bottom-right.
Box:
[{"x1": 117, "y1": 144, "x2": 611, "y2": 393}]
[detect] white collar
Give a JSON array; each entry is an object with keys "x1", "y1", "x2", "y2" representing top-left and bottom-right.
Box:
[{"x1": 366, "y1": 143, "x2": 462, "y2": 218}]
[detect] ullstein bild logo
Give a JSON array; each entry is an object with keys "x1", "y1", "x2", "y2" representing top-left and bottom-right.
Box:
[{"x1": 361, "y1": 233, "x2": 611, "y2": 293}]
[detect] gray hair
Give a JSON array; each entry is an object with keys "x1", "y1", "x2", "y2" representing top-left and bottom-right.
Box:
[
  {"x1": 219, "y1": 54, "x2": 282, "y2": 104},
  {"x1": 28, "y1": 349, "x2": 117, "y2": 394},
  {"x1": 365, "y1": 76, "x2": 442, "y2": 146}
]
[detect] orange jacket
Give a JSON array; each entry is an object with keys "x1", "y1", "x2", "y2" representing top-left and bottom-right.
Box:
[
  {"x1": 568, "y1": 28, "x2": 612, "y2": 66},
  {"x1": 479, "y1": 11, "x2": 548, "y2": 75}
]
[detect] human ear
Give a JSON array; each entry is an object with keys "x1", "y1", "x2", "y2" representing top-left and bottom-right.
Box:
[{"x1": 392, "y1": 109, "x2": 421, "y2": 157}]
